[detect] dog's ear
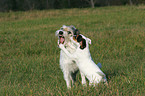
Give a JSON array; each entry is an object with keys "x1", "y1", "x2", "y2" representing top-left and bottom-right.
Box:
[
  {"x1": 77, "y1": 35, "x2": 82, "y2": 42},
  {"x1": 80, "y1": 39, "x2": 86, "y2": 49},
  {"x1": 69, "y1": 25, "x2": 80, "y2": 36},
  {"x1": 77, "y1": 35, "x2": 86, "y2": 49},
  {"x1": 74, "y1": 29, "x2": 80, "y2": 36}
]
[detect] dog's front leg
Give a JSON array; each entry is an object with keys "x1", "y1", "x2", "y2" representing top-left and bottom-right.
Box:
[
  {"x1": 59, "y1": 44, "x2": 76, "y2": 58},
  {"x1": 63, "y1": 72, "x2": 72, "y2": 89},
  {"x1": 80, "y1": 72, "x2": 87, "y2": 86}
]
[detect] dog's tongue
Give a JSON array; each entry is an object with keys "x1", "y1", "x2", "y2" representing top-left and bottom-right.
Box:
[{"x1": 60, "y1": 37, "x2": 64, "y2": 44}]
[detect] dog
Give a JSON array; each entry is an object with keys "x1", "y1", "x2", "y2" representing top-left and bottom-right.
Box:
[
  {"x1": 55, "y1": 25, "x2": 87, "y2": 89},
  {"x1": 59, "y1": 34, "x2": 108, "y2": 86}
]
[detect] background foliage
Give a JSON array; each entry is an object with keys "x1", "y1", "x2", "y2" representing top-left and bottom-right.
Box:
[{"x1": 0, "y1": 0, "x2": 145, "y2": 12}]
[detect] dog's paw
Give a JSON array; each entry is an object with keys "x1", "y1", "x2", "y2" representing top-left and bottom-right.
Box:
[{"x1": 59, "y1": 44, "x2": 65, "y2": 49}]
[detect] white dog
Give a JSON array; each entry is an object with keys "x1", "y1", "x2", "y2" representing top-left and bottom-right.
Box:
[
  {"x1": 55, "y1": 25, "x2": 87, "y2": 89},
  {"x1": 59, "y1": 34, "x2": 108, "y2": 86}
]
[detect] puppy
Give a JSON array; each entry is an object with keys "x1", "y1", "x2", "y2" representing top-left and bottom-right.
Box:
[{"x1": 59, "y1": 34, "x2": 108, "y2": 86}]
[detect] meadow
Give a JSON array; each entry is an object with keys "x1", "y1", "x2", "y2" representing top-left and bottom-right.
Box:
[{"x1": 0, "y1": 5, "x2": 145, "y2": 95}]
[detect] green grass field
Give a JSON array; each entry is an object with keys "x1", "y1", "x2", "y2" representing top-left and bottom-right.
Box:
[{"x1": 0, "y1": 5, "x2": 145, "y2": 95}]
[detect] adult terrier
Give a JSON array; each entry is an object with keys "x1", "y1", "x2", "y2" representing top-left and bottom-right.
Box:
[{"x1": 55, "y1": 25, "x2": 87, "y2": 88}]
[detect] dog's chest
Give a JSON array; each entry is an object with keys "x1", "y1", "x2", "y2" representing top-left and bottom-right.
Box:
[{"x1": 76, "y1": 48, "x2": 90, "y2": 58}]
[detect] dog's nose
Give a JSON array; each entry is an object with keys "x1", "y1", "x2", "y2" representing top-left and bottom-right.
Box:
[{"x1": 59, "y1": 31, "x2": 63, "y2": 35}]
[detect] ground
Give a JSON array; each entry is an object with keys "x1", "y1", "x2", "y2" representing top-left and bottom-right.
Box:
[{"x1": 0, "y1": 5, "x2": 145, "y2": 95}]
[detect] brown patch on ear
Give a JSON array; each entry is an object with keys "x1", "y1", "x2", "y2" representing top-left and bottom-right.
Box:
[{"x1": 73, "y1": 36, "x2": 77, "y2": 42}]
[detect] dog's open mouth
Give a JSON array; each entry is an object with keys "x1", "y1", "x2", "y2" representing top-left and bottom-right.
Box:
[{"x1": 59, "y1": 35, "x2": 65, "y2": 44}]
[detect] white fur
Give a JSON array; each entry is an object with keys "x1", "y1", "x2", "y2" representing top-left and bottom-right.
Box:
[
  {"x1": 59, "y1": 35, "x2": 107, "y2": 86},
  {"x1": 55, "y1": 26, "x2": 86, "y2": 89}
]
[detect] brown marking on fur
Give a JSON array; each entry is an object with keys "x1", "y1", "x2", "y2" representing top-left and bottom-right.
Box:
[{"x1": 73, "y1": 36, "x2": 77, "y2": 42}]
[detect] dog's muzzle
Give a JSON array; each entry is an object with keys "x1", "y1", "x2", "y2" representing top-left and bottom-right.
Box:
[
  {"x1": 58, "y1": 31, "x2": 65, "y2": 44},
  {"x1": 59, "y1": 35, "x2": 64, "y2": 44}
]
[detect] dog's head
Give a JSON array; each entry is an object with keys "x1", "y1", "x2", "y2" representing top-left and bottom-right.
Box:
[
  {"x1": 55, "y1": 29, "x2": 73, "y2": 45},
  {"x1": 61, "y1": 25, "x2": 80, "y2": 39},
  {"x1": 55, "y1": 25, "x2": 82, "y2": 46},
  {"x1": 55, "y1": 25, "x2": 78, "y2": 44}
]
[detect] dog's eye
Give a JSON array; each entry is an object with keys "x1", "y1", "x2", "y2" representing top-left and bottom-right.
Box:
[{"x1": 68, "y1": 31, "x2": 71, "y2": 34}]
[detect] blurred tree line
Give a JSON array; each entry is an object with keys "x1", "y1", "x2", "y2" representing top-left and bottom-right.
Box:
[{"x1": 0, "y1": 0, "x2": 144, "y2": 12}]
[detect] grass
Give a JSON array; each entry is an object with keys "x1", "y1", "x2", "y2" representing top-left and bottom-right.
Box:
[{"x1": 0, "y1": 5, "x2": 145, "y2": 95}]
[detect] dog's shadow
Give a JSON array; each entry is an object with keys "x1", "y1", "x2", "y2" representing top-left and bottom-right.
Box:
[{"x1": 104, "y1": 67, "x2": 127, "y2": 82}]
